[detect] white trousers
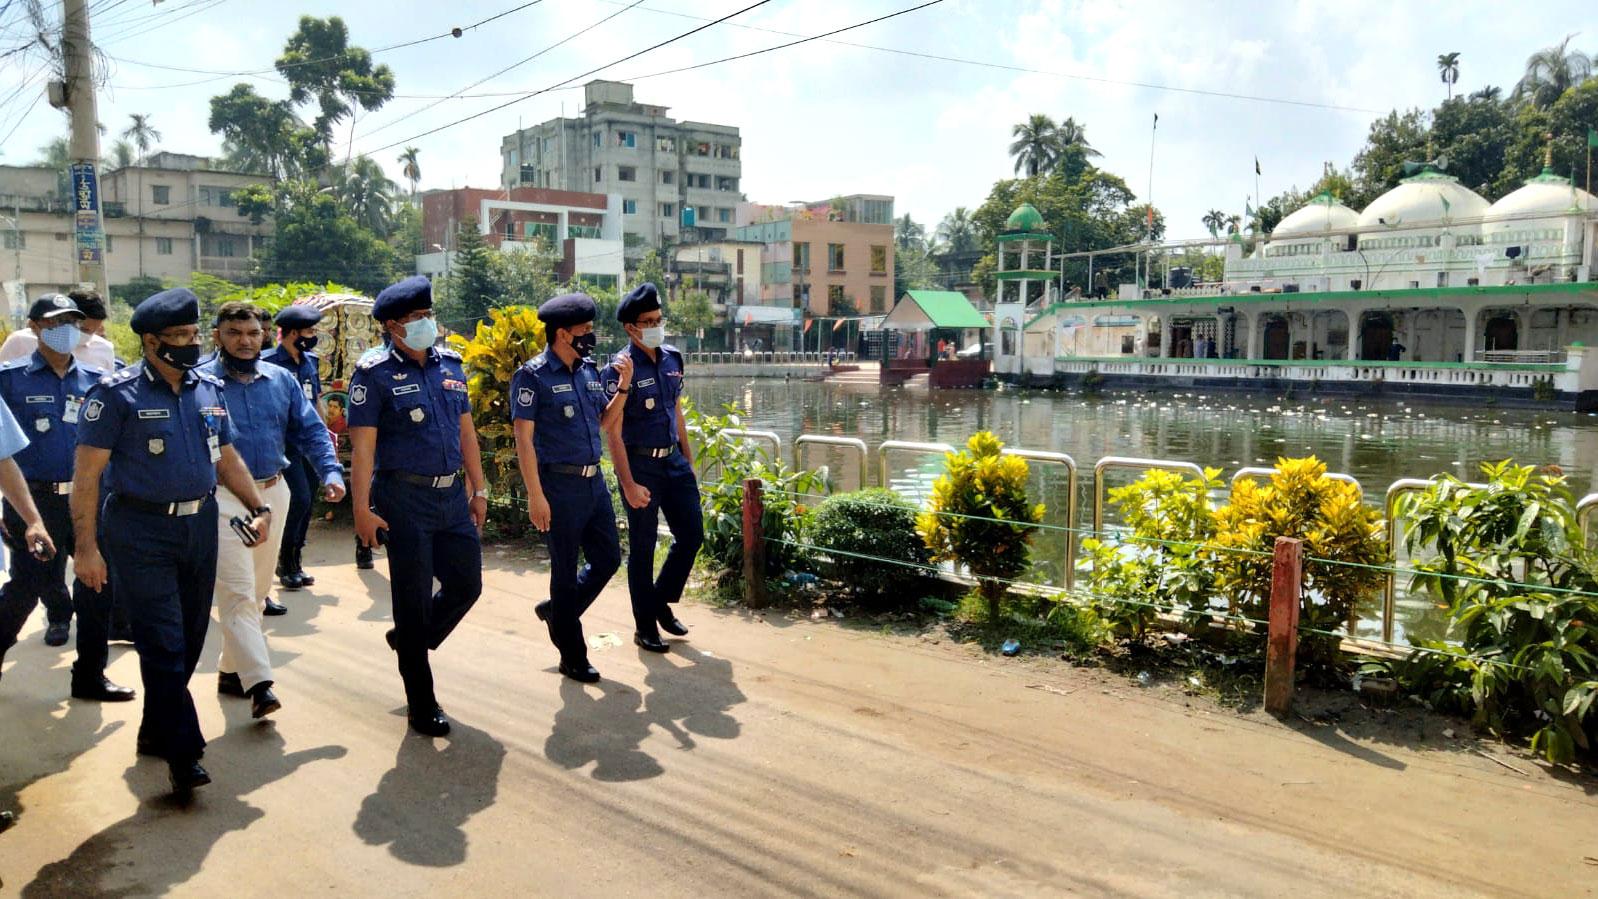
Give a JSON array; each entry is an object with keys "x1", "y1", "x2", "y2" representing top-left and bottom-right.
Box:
[{"x1": 214, "y1": 477, "x2": 291, "y2": 691}]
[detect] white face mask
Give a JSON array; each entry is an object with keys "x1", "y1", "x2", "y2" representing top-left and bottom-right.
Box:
[{"x1": 639, "y1": 324, "x2": 665, "y2": 349}]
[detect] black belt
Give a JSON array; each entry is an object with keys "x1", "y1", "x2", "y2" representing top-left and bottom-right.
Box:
[
  {"x1": 628, "y1": 444, "x2": 677, "y2": 460},
  {"x1": 114, "y1": 491, "x2": 214, "y2": 517},
  {"x1": 27, "y1": 479, "x2": 73, "y2": 496},
  {"x1": 541, "y1": 462, "x2": 600, "y2": 478},
  {"x1": 385, "y1": 470, "x2": 461, "y2": 489}
]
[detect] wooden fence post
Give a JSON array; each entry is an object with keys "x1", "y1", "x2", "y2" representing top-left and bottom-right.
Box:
[
  {"x1": 1265, "y1": 535, "x2": 1303, "y2": 718},
  {"x1": 742, "y1": 477, "x2": 768, "y2": 609}
]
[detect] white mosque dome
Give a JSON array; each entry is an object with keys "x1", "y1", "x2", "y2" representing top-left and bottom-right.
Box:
[
  {"x1": 1270, "y1": 191, "x2": 1359, "y2": 238},
  {"x1": 1483, "y1": 168, "x2": 1597, "y2": 235},
  {"x1": 1357, "y1": 168, "x2": 1489, "y2": 230}
]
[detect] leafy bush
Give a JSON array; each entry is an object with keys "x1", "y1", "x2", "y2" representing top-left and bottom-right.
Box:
[
  {"x1": 690, "y1": 401, "x2": 825, "y2": 581},
  {"x1": 446, "y1": 305, "x2": 546, "y2": 531},
  {"x1": 919, "y1": 432, "x2": 1043, "y2": 620},
  {"x1": 1387, "y1": 461, "x2": 1598, "y2": 762},
  {"x1": 805, "y1": 488, "x2": 930, "y2": 606}
]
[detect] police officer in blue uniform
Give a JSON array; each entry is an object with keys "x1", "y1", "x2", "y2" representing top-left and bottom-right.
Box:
[
  {"x1": 0, "y1": 296, "x2": 127, "y2": 698},
  {"x1": 262, "y1": 303, "x2": 326, "y2": 601},
  {"x1": 604, "y1": 284, "x2": 701, "y2": 652},
  {"x1": 512, "y1": 293, "x2": 628, "y2": 683},
  {"x1": 348, "y1": 276, "x2": 488, "y2": 738},
  {"x1": 73, "y1": 288, "x2": 272, "y2": 796}
]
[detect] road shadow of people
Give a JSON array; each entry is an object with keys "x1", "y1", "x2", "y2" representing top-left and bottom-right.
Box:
[
  {"x1": 21, "y1": 728, "x2": 346, "y2": 896},
  {"x1": 544, "y1": 679, "x2": 663, "y2": 782},
  {"x1": 353, "y1": 718, "x2": 506, "y2": 867},
  {"x1": 0, "y1": 693, "x2": 119, "y2": 827},
  {"x1": 640, "y1": 643, "x2": 745, "y2": 750}
]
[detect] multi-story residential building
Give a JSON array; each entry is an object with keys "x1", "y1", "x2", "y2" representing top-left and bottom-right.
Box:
[
  {"x1": 417, "y1": 185, "x2": 625, "y2": 291},
  {"x1": 670, "y1": 239, "x2": 768, "y2": 347},
  {"x1": 733, "y1": 195, "x2": 896, "y2": 319},
  {"x1": 1, "y1": 152, "x2": 274, "y2": 313},
  {"x1": 499, "y1": 81, "x2": 742, "y2": 250}
]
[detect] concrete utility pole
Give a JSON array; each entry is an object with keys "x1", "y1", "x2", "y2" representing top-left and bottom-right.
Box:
[{"x1": 63, "y1": 0, "x2": 107, "y2": 297}]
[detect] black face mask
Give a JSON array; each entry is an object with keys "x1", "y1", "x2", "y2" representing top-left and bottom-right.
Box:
[
  {"x1": 295, "y1": 335, "x2": 319, "y2": 352},
  {"x1": 571, "y1": 332, "x2": 598, "y2": 358},
  {"x1": 155, "y1": 341, "x2": 202, "y2": 370},
  {"x1": 221, "y1": 348, "x2": 258, "y2": 374}
]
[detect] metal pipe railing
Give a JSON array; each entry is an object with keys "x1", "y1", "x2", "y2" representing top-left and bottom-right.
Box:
[
  {"x1": 1578, "y1": 493, "x2": 1598, "y2": 542},
  {"x1": 876, "y1": 440, "x2": 956, "y2": 493},
  {"x1": 721, "y1": 428, "x2": 783, "y2": 462},
  {"x1": 1002, "y1": 448, "x2": 1079, "y2": 592},
  {"x1": 1092, "y1": 456, "x2": 1208, "y2": 537},
  {"x1": 793, "y1": 435, "x2": 870, "y2": 491}
]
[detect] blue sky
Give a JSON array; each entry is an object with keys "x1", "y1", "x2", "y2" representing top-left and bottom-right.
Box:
[{"x1": 4, "y1": 0, "x2": 1597, "y2": 241}]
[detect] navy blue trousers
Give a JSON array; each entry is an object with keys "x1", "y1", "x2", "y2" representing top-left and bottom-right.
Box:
[
  {"x1": 623, "y1": 453, "x2": 704, "y2": 635},
  {"x1": 281, "y1": 449, "x2": 318, "y2": 556},
  {"x1": 540, "y1": 469, "x2": 621, "y2": 666},
  {"x1": 0, "y1": 493, "x2": 114, "y2": 683}
]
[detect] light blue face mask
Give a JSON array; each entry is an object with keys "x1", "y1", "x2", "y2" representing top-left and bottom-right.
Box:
[
  {"x1": 41, "y1": 322, "x2": 84, "y2": 355},
  {"x1": 400, "y1": 316, "x2": 437, "y2": 350}
]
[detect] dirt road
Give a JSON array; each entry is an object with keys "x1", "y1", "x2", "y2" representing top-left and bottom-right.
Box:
[{"x1": 1, "y1": 528, "x2": 1593, "y2": 897}]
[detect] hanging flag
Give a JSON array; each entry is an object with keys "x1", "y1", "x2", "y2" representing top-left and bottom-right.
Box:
[
  {"x1": 803, "y1": 318, "x2": 813, "y2": 333},
  {"x1": 832, "y1": 317, "x2": 847, "y2": 332},
  {"x1": 1255, "y1": 157, "x2": 1261, "y2": 176},
  {"x1": 1589, "y1": 127, "x2": 1598, "y2": 148},
  {"x1": 1152, "y1": 113, "x2": 1158, "y2": 129},
  {"x1": 1439, "y1": 192, "x2": 1452, "y2": 216},
  {"x1": 1145, "y1": 204, "x2": 1154, "y2": 228}
]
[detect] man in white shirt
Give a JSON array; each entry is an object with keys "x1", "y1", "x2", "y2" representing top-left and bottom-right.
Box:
[{"x1": 0, "y1": 290, "x2": 118, "y2": 372}]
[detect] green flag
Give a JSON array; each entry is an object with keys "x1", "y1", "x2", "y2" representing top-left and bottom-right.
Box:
[{"x1": 1589, "y1": 127, "x2": 1598, "y2": 149}]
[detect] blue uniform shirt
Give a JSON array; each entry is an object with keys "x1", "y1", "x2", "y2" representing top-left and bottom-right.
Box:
[
  {"x1": 510, "y1": 350, "x2": 606, "y2": 466},
  {"x1": 201, "y1": 357, "x2": 343, "y2": 486},
  {"x1": 602, "y1": 343, "x2": 685, "y2": 448},
  {"x1": 0, "y1": 351, "x2": 103, "y2": 482},
  {"x1": 78, "y1": 362, "x2": 234, "y2": 503},
  {"x1": 261, "y1": 344, "x2": 321, "y2": 404},
  {"x1": 0, "y1": 399, "x2": 28, "y2": 462},
  {"x1": 346, "y1": 345, "x2": 471, "y2": 476}
]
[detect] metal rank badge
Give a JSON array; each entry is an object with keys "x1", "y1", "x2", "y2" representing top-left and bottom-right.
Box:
[
  {"x1": 409, "y1": 407, "x2": 426, "y2": 423},
  {"x1": 148, "y1": 437, "x2": 165, "y2": 455},
  {"x1": 563, "y1": 405, "x2": 575, "y2": 418},
  {"x1": 35, "y1": 417, "x2": 50, "y2": 433},
  {"x1": 644, "y1": 397, "x2": 656, "y2": 410}
]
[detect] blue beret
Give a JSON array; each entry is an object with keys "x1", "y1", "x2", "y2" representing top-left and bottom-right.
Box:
[
  {"x1": 616, "y1": 282, "x2": 661, "y2": 324},
  {"x1": 28, "y1": 293, "x2": 81, "y2": 321},
  {"x1": 275, "y1": 304, "x2": 324, "y2": 330},
  {"x1": 131, "y1": 288, "x2": 200, "y2": 335},
  {"x1": 538, "y1": 292, "x2": 597, "y2": 330},
  {"x1": 372, "y1": 276, "x2": 433, "y2": 322}
]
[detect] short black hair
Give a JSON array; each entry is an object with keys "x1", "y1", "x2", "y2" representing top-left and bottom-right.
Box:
[
  {"x1": 68, "y1": 288, "x2": 107, "y2": 320},
  {"x1": 214, "y1": 301, "x2": 269, "y2": 327}
]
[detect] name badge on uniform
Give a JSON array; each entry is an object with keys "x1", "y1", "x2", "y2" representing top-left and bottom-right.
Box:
[
  {"x1": 63, "y1": 397, "x2": 81, "y2": 423},
  {"x1": 392, "y1": 384, "x2": 421, "y2": 397},
  {"x1": 148, "y1": 437, "x2": 165, "y2": 456},
  {"x1": 551, "y1": 383, "x2": 573, "y2": 394},
  {"x1": 137, "y1": 408, "x2": 171, "y2": 420},
  {"x1": 636, "y1": 378, "x2": 656, "y2": 389},
  {"x1": 208, "y1": 434, "x2": 220, "y2": 463},
  {"x1": 409, "y1": 407, "x2": 426, "y2": 423},
  {"x1": 35, "y1": 416, "x2": 50, "y2": 433},
  {"x1": 24, "y1": 395, "x2": 52, "y2": 404}
]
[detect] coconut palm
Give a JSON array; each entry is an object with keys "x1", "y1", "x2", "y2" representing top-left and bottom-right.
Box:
[
  {"x1": 333, "y1": 155, "x2": 398, "y2": 236},
  {"x1": 1201, "y1": 209, "x2": 1228, "y2": 237},
  {"x1": 1513, "y1": 34, "x2": 1593, "y2": 108},
  {"x1": 1437, "y1": 52, "x2": 1461, "y2": 101},
  {"x1": 936, "y1": 207, "x2": 979, "y2": 256},
  {"x1": 121, "y1": 113, "x2": 161, "y2": 163},
  {"x1": 1009, "y1": 113, "x2": 1061, "y2": 177},
  {"x1": 397, "y1": 146, "x2": 421, "y2": 200},
  {"x1": 1225, "y1": 214, "x2": 1242, "y2": 236},
  {"x1": 107, "y1": 140, "x2": 134, "y2": 170},
  {"x1": 1055, "y1": 116, "x2": 1102, "y2": 158},
  {"x1": 895, "y1": 213, "x2": 927, "y2": 252}
]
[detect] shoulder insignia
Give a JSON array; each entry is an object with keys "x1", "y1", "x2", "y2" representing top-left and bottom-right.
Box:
[
  {"x1": 0, "y1": 358, "x2": 27, "y2": 372},
  {"x1": 357, "y1": 351, "x2": 388, "y2": 370},
  {"x1": 78, "y1": 363, "x2": 107, "y2": 381},
  {"x1": 195, "y1": 369, "x2": 226, "y2": 387},
  {"x1": 102, "y1": 367, "x2": 140, "y2": 387},
  {"x1": 524, "y1": 355, "x2": 549, "y2": 372},
  {"x1": 437, "y1": 347, "x2": 462, "y2": 360}
]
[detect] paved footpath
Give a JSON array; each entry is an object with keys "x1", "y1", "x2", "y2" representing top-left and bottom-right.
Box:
[{"x1": 1, "y1": 527, "x2": 1594, "y2": 897}]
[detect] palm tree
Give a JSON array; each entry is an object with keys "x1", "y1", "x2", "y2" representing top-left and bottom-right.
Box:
[
  {"x1": 1437, "y1": 52, "x2": 1461, "y2": 101},
  {"x1": 1513, "y1": 34, "x2": 1592, "y2": 108},
  {"x1": 1009, "y1": 113, "x2": 1060, "y2": 177},
  {"x1": 121, "y1": 113, "x2": 161, "y2": 163},
  {"x1": 1201, "y1": 209, "x2": 1227, "y2": 237},
  {"x1": 895, "y1": 213, "x2": 926, "y2": 252},
  {"x1": 333, "y1": 155, "x2": 398, "y2": 236},
  {"x1": 1225, "y1": 214, "x2": 1242, "y2": 236},
  {"x1": 1055, "y1": 116, "x2": 1102, "y2": 157},
  {"x1": 936, "y1": 207, "x2": 979, "y2": 256},
  {"x1": 397, "y1": 146, "x2": 421, "y2": 201},
  {"x1": 107, "y1": 140, "x2": 134, "y2": 170}
]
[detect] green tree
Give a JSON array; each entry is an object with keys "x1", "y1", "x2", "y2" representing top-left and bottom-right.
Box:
[
  {"x1": 1010, "y1": 113, "x2": 1060, "y2": 177},
  {"x1": 496, "y1": 242, "x2": 560, "y2": 306},
  {"x1": 276, "y1": 15, "x2": 396, "y2": 149},
  {"x1": 332, "y1": 155, "x2": 398, "y2": 236},
  {"x1": 397, "y1": 146, "x2": 421, "y2": 201},
  {"x1": 935, "y1": 207, "x2": 979, "y2": 256},
  {"x1": 920, "y1": 432, "x2": 1044, "y2": 620},
  {"x1": 1512, "y1": 33, "x2": 1593, "y2": 109},
  {"x1": 34, "y1": 137, "x2": 69, "y2": 170},
  {"x1": 209, "y1": 84, "x2": 326, "y2": 178},
  {"x1": 256, "y1": 180, "x2": 395, "y2": 295},
  {"x1": 1054, "y1": 115, "x2": 1101, "y2": 160},
  {"x1": 894, "y1": 242, "x2": 941, "y2": 298},
  {"x1": 666, "y1": 288, "x2": 716, "y2": 349},
  {"x1": 894, "y1": 213, "x2": 926, "y2": 252},
  {"x1": 386, "y1": 201, "x2": 423, "y2": 282},
  {"x1": 1500, "y1": 79, "x2": 1598, "y2": 194},
  {"x1": 632, "y1": 248, "x2": 666, "y2": 291},
  {"x1": 1201, "y1": 208, "x2": 1227, "y2": 237},
  {"x1": 439, "y1": 218, "x2": 503, "y2": 328},
  {"x1": 1437, "y1": 51, "x2": 1461, "y2": 101},
  {"x1": 1431, "y1": 91, "x2": 1516, "y2": 197},
  {"x1": 1349, "y1": 108, "x2": 1430, "y2": 207},
  {"x1": 106, "y1": 140, "x2": 134, "y2": 170},
  {"x1": 121, "y1": 113, "x2": 161, "y2": 162}
]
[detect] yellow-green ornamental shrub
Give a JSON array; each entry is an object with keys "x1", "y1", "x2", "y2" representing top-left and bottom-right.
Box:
[
  {"x1": 446, "y1": 305, "x2": 546, "y2": 527},
  {"x1": 919, "y1": 432, "x2": 1044, "y2": 620}
]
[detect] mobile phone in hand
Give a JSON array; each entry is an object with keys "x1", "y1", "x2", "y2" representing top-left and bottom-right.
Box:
[{"x1": 230, "y1": 515, "x2": 261, "y2": 547}]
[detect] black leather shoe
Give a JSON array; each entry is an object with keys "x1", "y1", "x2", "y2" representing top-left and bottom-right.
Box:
[
  {"x1": 217, "y1": 671, "x2": 246, "y2": 697},
  {"x1": 44, "y1": 622, "x2": 69, "y2": 646},
  {"x1": 292, "y1": 548, "x2": 315, "y2": 586},
  {"x1": 168, "y1": 760, "x2": 210, "y2": 794},
  {"x1": 249, "y1": 682, "x2": 281, "y2": 719},
  {"x1": 658, "y1": 615, "x2": 689, "y2": 637},
  {"x1": 355, "y1": 544, "x2": 374, "y2": 570},
  {"x1": 634, "y1": 632, "x2": 670, "y2": 653},
  {"x1": 408, "y1": 705, "x2": 450, "y2": 737},
  {"x1": 278, "y1": 571, "x2": 306, "y2": 591},
  {"x1": 263, "y1": 597, "x2": 288, "y2": 616},
  {"x1": 384, "y1": 628, "x2": 397, "y2": 651},
  {"x1": 534, "y1": 600, "x2": 551, "y2": 622},
  {"x1": 559, "y1": 661, "x2": 601, "y2": 683},
  {"x1": 71, "y1": 676, "x2": 136, "y2": 702}
]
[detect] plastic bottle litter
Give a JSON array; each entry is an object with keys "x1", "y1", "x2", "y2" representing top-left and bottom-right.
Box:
[
  {"x1": 1000, "y1": 639, "x2": 1020, "y2": 656},
  {"x1": 1136, "y1": 671, "x2": 1153, "y2": 687}
]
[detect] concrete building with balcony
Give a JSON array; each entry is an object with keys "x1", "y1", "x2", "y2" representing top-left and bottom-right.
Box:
[
  {"x1": 417, "y1": 185, "x2": 625, "y2": 291},
  {"x1": 1, "y1": 153, "x2": 273, "y2": 310},
  {"x1": 499, "y1": 81, "x2": 742, "y2": 250},
  {"x1": 733, "y1": 195, "x2": 896, "y2": 321},
  {"x1": 670, "y1": 239, "x2": 768, "y2": 347}
]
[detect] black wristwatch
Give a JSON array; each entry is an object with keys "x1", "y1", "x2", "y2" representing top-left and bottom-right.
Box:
[
  {"x1": 617, "y1": 386, "x2": 631, "y2": 394},
  {"x1": 251, "y1": 504, "x2": 272, "y2": 517}
]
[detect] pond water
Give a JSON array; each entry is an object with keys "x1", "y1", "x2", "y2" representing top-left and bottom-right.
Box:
[{"x1": 686, "y1": 376, "x2": 1598, "y2": 641}]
